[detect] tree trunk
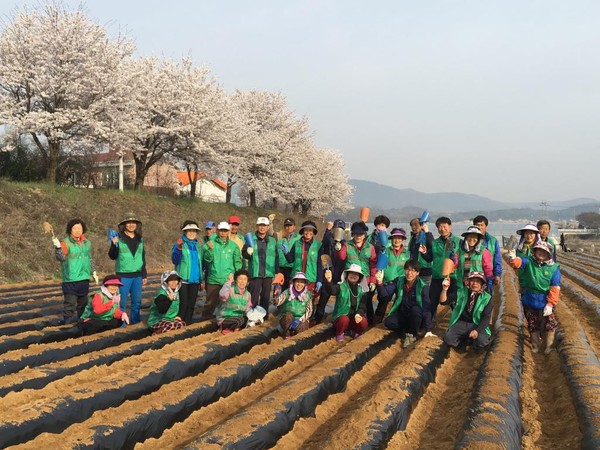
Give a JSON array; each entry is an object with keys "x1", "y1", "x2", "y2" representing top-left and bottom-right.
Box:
[
  {"x1": 273, "y1": 197, "x2": 278, "y2": 209},
  {"x1": 249, "y1": 189, "x2": 257, "y2": 207},
  {"x1": 187, "y1": 165, "x2": 198, "y2": 198},
  {"x1": 226, "y1": 176, "x2": 236, "y2": 204},
  {"x1": 46, "y1": 140, "x2": 60, "y2": 184},
  {"x1": 133, "y1": 155, "x2": 148, "y2": 190}
]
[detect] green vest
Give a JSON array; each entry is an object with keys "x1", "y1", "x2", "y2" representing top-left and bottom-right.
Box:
[
  {"x1": 147, "y1": 288, "x2": 180, "y2": 328},
  {"x1": 280, "y1": 290, "x2": 312, "y2": 319},
  {"x1": 457, "y1": 248, "x2": 484, "y2": 282},
  {"x1": 384, "y1": 247, "x2": 410, "y2": 282},
  {"x1": 115, "y1": 237, "x2": 144, "y2": 273},
  {"x1": 387, "y1": 277, "x2": 425, "y2": 317},
  {"x1": 448, "y1": 286, "x2": 492, "y2": 336},
  {"x1": 175, "y1": 242, "x2": 203, "y2": 282},
  {"x1": 431, "y1": 235, "x2": 460, "y2": 279},
  {"x1": 249, "y1": 234, "x2": 277, "y2": 278},
  {"x1": 203, "y1": 237, "x2": 242, "y2": 285},
  {"x1": 61, "y1": 236, "x2": 92, "y2": 282},
  {"x1": 345, "y1": 241, "x2": 373, "y2": 279},
  {"x1": 216, "y1": 285, "x2": 250, "y2": 321},
  {"x1": 292, "y1": 239, "x2": 322, "y2": 283},
  {"x1": 332, "y1": 282, "x2": 364, "y2": 321},
  {"x1": 516, "y1": 244, "x2": 534, "y2": 289},
  {"x1": 278, "y1": 232, "x2": 301, "y2": 269},
  {"x1": 484, "y1": 234, "x2": 497, "y2": 258},
  {"x1": 523, "y1": 258, "x2": 559, "y2": 293},
  {"x1": 80, "y1": 291, "x2": 118, "y2": 321}
]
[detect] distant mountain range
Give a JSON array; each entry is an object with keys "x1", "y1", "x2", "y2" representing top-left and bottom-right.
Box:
[{"x1": 330, "y1": 179, "x2": 600, "y2": 222}]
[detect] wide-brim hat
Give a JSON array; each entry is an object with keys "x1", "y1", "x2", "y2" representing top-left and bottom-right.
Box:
[
  {"x1": 291, "y1": 271, "x2": 308, "y2": 282},
  {"x1": 162, "y1": 270, "x2": 182, "y2": 284},
  {"x1": 341, "y1": 263, "x2": 368, "y2": 292},
  {"x1": 533, "y1": 241, "x2": 553, "y2": 257},
  {"x1": 461, "y1": 225, "x2": 484, "y2": 238},
  {"x1": 181, "y1": 223, "x2": 201, "y2": 231},
  {"x1": 350, "y1": 221, "x2": 369, "y2": 235},
  {"x1": 516, "y1": 224, "x2": 540, "y2": 236},
  {"x1": 300, "y1": 220, "x2": 318, "y2": 234},
  {"x1": 119, "y1": 212, "x2": 141, "y2": 226}
]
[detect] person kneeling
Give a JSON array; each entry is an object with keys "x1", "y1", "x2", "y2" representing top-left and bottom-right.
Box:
[
  {"x1": 78, "y1": 274, "x2": 129, "y2": 335},
  {"x1": 384, "y1": 260, "x2": 428, "y2": 348},
  {"x1": 147, "y1": 271, "x2": 186, "y2": 335},
  {"x1": 273, "y1": 271, "x2": 313, "y2": 339},
  {"x1": 325, "y1": 264, "x2": 369, "y2": 341},
  {"x1": 216, "y1": 269, "x2": 252, "y2": 334},
  {"x1": 443, "y1": 271, "x2": 492, "y2": 353}
]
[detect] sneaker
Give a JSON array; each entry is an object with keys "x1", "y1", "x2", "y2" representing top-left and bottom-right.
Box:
[
  {"x1": 424, "y1": 331, "x2": 437, "y2": 338},
  {"x1": 402, "y1": 333, "x2": 417, "y2": 348},
  {"x1": 335, "y1": 333, "x2": 345, "y2": 342}
]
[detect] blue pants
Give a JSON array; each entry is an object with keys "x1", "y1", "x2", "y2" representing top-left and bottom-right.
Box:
[{"x1": 119, "y1": 276, "x2": 143, "y2": 324}]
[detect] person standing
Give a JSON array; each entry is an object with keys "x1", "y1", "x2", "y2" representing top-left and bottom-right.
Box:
[
  {"x1": 108, "y1": 212, "x2": 147, "y2": 324},
  {"x1": 278, "y1": 218, "x2": 301, "y2": 287},
  {"x1": 171, "y1": 220, "x2": 204, "y2": 325},
  {"x1": 202, "y1": 221, "x2": 242, "y2": 317},
  {"x1": 456, "y1": 226, "x2": 494, "y2": 291},
  {"x1": 242, "y1": 216, "x2": 280, "y2": 318},
  {"x1": 204, "y1": 221, "x2": 216, "y2": 243},
  {"x1": 52, "y1": 218, "x2": 97, "y2": 324},
  {"x1": 408, "y1": 218, "x2": 434, "y2": 285},
  {"x1": 473, "y1": 215, "x2": 502, "y2": 286},
  {"x1": 537, "y1": 219, "x2": 557, "y2": 261},
  {"x1": 228, "y1": 215, "x2": 244, "y2": 250}
]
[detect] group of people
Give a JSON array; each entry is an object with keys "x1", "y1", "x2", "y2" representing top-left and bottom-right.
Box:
[{"x1": 51, "y1": 211, "x2": 561, "y2": 354}]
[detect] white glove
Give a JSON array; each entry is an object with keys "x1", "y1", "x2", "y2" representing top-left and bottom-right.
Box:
[
  {"x1": 369, "y1": 282, "x2": 376, "y2": 292},
  {"x1": 52, "y1": 237, "x2": 61, "y2": 248},
  {"x1": 354, "y1": 314, "x2": 363, "y2": 324},
  {"x1": 543, "y1": 304, "x2": 553, "y2": 317},
  {"x1": 422, "y1": 223, "x2": 429, "y2": 233},
  {"x1": 375, "y1": 270, "x2": 384, "y2": 284},
  {"x1": 334, "y1": 242, "x2": 342, "y2": 251},
  {"x1": 93, "y1": 271, "x2": 99, "y2": 285},
  {"x1": 246, "y1": 247, "x2": 254, "y2": 256},
  {"x1": 121, "y1": 312, "x2": 130, "y2": 324},
  {"x1": 507, "y1": 249, "x2": 516, "y2": 259}
]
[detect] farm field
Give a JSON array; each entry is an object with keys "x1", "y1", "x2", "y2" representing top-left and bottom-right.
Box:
[{"x1": 1, "y1": 254, "x2": 600, "y2": 449}]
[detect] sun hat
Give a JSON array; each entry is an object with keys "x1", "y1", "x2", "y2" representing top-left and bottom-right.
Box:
[
  {"x1": 467, "y1": 271, "x2": 487, "y2": 284},
  {"x1": 390, "y1": 227, "x2": 407, "y2": 239},
  {"x1": 341, "y1": 263, "x2": 369, "y2": 292},
  {"x1": 291, "y1": 272, "x2": 308, "y2": 282},
  {"x1": 181, "y1": 222, "x2": 201, "y2": 231},
  {"x1": 118, "y1": 212, "x2": 141, "y2": 226},
  {"x1": 300, "y1": 220, "x2": 318, "y2": 234},
  {"x1": 516, "y1": 224, "x2": 540, "y2": 235},
  {"x1": 102, "y1": 274, "x2": 123, "y2": 286},
  {"x1": 533, "y1": 240, "x2": 553, "y2": 257},
  {"x1": 461, "y1": 225, "x2": 484, "y2": 238}
]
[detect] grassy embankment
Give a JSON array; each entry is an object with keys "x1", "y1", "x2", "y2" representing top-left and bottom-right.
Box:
[{"x1": 0, "y1": 180, "x2": 312, "y2": 283}]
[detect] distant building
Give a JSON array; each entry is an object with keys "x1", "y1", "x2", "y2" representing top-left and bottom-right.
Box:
[{"x1": 176, "y1": 171, "x2": 226, "y2": 203}]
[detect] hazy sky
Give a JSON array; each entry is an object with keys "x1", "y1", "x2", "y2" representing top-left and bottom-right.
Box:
[{"x1": 2, "y1": 1, "x2": 600, "y2": 203}]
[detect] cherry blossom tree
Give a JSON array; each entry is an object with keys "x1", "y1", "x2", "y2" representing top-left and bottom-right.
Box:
[
  {"x1": 0, "y1": 2, "x2": 134, "y2": 183},
  {"x1": 111, "y1": 57, "x2": 226, "y2": 189}
]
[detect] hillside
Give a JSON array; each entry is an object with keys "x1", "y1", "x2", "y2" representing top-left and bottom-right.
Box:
[{"x1": 0, "y1": 180, "x2": 311, "y2": 283}]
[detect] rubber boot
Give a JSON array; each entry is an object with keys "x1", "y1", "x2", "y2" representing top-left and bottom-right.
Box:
[
  {"x1": 531, "y1": 331, "x2": 541, "y2": 353},
  {"x1": 544, "y1": 330, "x2": 556, "y2": 355}
]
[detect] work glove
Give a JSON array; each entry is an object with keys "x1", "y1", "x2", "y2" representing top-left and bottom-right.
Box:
[
  {"x1": 246, "y1": 247, "x2": 254, "y2": 255},
  {"x1": 52, "y1": 237, "x2": 61, "y2": 248},
  {"x1": 543, "y1": 304, "x2": 553, "y2": 317},
  {"x1": 419, "y1": 244, "x2": 427, "y2": 254},
  {"x1": 280, "y1": 243, "x2": 289, "y2": 254},
  {"x1": 369, "y1": 282, "x2": 376, "y2": 292},
  {"x1": 354, "y1": 314, "x2": 363, "y2": 324},
  {"x1": 507, "y1": 249, "x2": 516, "y2": 259},
  {"x1": 121, "y1": 312, "x2": 130, "y2": 325},
  {"x1": 334, "y1": 242, "x2": 342, "y2": 251},
  {"x1": 289, "y1": 319, "x2": 301, "y2": 330},
  {"x1": 441, "y1": 277, "x2": 451, "y2": 290},
  {"x1": 272, "y1": 273, "x2": 285, "y2": 285},
  {"x1": 176, "y1": 238, "x2": 183, "y2": 250},
  {"x1": 375, "y1": 270, "x2": 384, "y2": 284},
  {"x1": 315, "y1": 282, "x2": 322, "y2": 293},
  {"x1": 93, "y1": 271, "x2": 99, "y2": 285},
  {"x1": 324, "y1": 269, "x2": 332, "y2": 283}
]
